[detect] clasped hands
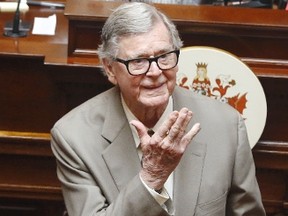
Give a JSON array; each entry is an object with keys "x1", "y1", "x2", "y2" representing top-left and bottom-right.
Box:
[{"x1": 130, "y1": 107, "x2": 201, "y2": 191}]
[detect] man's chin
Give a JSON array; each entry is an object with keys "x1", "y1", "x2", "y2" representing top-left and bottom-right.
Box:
[{"x1": 140, "y1": 94, "x2": 169, "y2": 107}]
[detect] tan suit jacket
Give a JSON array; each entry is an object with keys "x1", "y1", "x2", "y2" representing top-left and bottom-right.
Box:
[{"x1": 51, "y1": 86, "x2": 266, "y2": 216}]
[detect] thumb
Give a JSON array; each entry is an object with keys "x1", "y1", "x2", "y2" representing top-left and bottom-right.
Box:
[{"x1": 130, "y1": 120, "x2": 148, "y2": 139}]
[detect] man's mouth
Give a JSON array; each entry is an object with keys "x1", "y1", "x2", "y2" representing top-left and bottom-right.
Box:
[{"x1": 144, "y1": 82, "x2": 165, "y2": 89}]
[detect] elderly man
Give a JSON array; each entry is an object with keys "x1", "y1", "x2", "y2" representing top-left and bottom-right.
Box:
[{"x1": 51, "y1": 2, "x2": 266, "y2": 216}]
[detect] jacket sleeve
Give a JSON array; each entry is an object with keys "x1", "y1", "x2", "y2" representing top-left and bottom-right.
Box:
[{"x1": 226, "y1": 115, "x2": 266, "y2": 215}]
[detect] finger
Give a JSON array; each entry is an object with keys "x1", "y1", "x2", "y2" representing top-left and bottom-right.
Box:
[
  {"x1": 180, "y1": 122, "x2": 201, "y2": 148},
  {"x1": 155, "y1": 111, "x2": 179, "y2": 138},
  {"x1": 168, "y1": 108, "x2": 191, "y2": 140},
  {"x1": 160, "y1": 108, "x2": 190, "y2": 149},
  {"x1": 182, "y1": 110, "x2": 193, "y2": 132}
]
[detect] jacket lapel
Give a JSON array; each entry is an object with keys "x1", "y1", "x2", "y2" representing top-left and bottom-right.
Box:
[
  {"x1": 172, "y1": 86, "x2": 207, "y2": 215},
  {"x1": 102, "y1": 123, "x2": 141, "y2": 191},
  {"x1": 101, "y1": 87, "x2": 141, "y2": 192},
  {"x1": 174, "y1": 140, "x2": 206, "y2": 216}
]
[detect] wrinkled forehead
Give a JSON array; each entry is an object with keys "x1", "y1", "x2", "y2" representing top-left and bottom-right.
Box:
[{"x1": 116, "y1": 22, "x2": 174, "y2": 58}]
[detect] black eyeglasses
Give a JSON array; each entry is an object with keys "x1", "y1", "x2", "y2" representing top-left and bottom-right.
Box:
[{"x1": 114, "y1": 50, "x2": 180, "y2": 76}]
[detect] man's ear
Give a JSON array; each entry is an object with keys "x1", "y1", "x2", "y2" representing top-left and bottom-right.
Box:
[{"x1": 102, "y1": 58, "x2": 118, "y2": 85}]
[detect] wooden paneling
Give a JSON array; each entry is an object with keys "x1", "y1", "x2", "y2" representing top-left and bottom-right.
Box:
[
  {"x1": 64, "y1": 0, "x2": 288, "y2": 61},
  {"x1": 0, "y1": 5, "x2": 112, "y2": 214},
  {"x1": 0, "y1": 56, "x2": 112, "y2": 133},
  {"x1": 253, "y1": 142, "x2": 288, "y2": 215}
]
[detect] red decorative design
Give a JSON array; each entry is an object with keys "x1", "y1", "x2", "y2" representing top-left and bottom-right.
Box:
[{"x1": 178, "y1": 62, "x2": 248, "y2": 116}]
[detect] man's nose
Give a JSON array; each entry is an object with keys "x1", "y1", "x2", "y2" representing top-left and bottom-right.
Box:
[{"x1": 146, "y1": 61, "x2": 162, "y2": 76}]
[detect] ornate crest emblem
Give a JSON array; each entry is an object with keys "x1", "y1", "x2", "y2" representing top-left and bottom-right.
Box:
[
  {"x1": 178, "y1": 62, "x2": 248, "y2": 115},
  {"x1": 176, "y1": 46, "x2": 267, "y2": 147}
]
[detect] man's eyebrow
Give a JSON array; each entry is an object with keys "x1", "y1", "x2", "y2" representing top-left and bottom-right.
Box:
[{"x1": 129, "y1": 48, "x2": 173, "y2": 59}]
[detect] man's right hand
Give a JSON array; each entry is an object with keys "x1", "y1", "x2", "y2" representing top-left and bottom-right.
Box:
[{"x1": 130, "y1": 107, "x2": 201, "y2": 191}]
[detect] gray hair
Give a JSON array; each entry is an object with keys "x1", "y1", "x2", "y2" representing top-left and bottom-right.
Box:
[{"x1": 97, "y1": 2, "x2": 183, "y2": 62}]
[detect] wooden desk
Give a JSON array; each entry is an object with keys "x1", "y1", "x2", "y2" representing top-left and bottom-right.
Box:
[{"x1": 0, "y1": 2, "x2": 288, "y2": 215}]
